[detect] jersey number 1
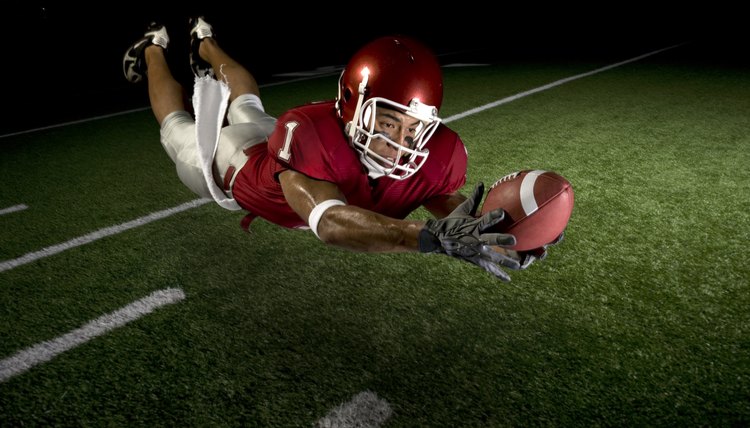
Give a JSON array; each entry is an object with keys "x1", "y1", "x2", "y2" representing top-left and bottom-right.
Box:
[{"x1": 277, "y1": 121, "x2": 299, "y2": 162}]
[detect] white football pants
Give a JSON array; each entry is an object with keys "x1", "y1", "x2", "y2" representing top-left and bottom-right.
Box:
[{"x1": 158, "y1": 93, "x2": 277, "y2": 200}]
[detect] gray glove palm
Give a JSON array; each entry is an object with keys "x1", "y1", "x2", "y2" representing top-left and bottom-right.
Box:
[{"x1": 419, "y1": 182, "x2": 520, "y2": 281}]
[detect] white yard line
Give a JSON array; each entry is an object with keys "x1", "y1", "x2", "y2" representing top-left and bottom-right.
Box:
[
  {"x1": 443, "y1": 43, "x2": 686, "y2": 123},
  {"x1": 0, "y1": 199, "x2": 210, "y2": 273},
  {"x1": 316, "y1": 391, "x2": 392, "y2": 428},
  {"x1": 0, "y1": 204, "x2": 28, "y2": 216},
  {"x1": 0, "y1": 44, "x2": 685, "y2": 274},
  {"x1": 0, "y1": 288, "x2": 186, "y2": 383}
]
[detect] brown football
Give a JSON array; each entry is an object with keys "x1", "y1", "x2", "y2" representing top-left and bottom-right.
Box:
[{"x1": 480, "y1": 170, "x2": 574, "y2": 251}]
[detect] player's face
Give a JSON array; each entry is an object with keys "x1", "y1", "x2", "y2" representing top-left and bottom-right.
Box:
[{"x1": 370, "y1": 107, "x2": 423, "y2": 164}]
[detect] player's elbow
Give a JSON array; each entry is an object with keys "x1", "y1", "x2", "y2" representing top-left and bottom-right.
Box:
[{"x1": 310, "y1": 206, "x2": 348, "y2": 246}]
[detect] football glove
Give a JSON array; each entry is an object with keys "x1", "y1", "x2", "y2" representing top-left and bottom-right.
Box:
[
  {"x1": 419, "y1": 182, "x2": 519, "y2": 281},
  {"x1": 516, "y1": 231, "x2": 565, "y2": 269}
]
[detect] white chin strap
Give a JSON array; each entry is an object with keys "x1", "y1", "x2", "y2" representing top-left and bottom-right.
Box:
[{"x1": 360, "y1": 153, "x2": 387, "y2": 179}]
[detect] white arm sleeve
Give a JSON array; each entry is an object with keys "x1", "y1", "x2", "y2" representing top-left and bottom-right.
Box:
[{"x1": 308, "y1": 199, "x2": 346, "y2": 239}]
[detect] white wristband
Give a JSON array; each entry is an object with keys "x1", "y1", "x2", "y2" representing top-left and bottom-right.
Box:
[{"x1": 308, "y1": 199, "x2": 346, "y2": 239}]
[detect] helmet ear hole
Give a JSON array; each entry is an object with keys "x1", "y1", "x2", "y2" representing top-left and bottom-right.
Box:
[{"x1": 344, "y1": 88, "x2": 352, "y2": 102}]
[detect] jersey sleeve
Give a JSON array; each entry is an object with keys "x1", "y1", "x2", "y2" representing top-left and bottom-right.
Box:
[
  {"x1": 266, "y1": 108, "x2": 337, "y2": 182},
  {"x1": 427, "y1": 125, "x2": 468, "y2": 195},
  {"x1": 445, "y1": 134, "x2": 468, "y2": 194}
]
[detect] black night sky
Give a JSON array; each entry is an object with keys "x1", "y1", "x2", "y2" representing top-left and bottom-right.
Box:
[{"x1": 4, "y1": 4, "x2": 743, "y2": 136}]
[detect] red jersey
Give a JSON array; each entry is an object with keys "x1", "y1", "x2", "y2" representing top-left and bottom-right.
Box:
[{"x1": 231, "y1": 100, "x2": 467, "y2": 229}]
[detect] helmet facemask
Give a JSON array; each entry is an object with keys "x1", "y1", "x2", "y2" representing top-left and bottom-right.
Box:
[{"x1": 350, "y1": 97, "x2": 440, "y2": 180}]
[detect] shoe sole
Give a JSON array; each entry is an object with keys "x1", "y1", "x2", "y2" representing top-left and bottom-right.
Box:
[{"x1": 123, "y1": 38, "x2": 149, "y2": 83}]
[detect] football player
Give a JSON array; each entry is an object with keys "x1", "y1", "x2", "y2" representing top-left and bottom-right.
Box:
[{"x1": 123, "y1": 17, "x2": 525, "y2": 280}]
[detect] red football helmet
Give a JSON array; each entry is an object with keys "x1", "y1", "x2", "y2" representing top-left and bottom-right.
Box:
[{"x1": 336, "y1": 36, "x2": 443, "y2": 180}]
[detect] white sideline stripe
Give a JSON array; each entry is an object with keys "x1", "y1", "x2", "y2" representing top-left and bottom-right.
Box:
[
  {"x1": 0, "y1": 204, "x2": 28, "y2": 216},
  {"x1": 0, "y1": 288, "x2": 185, "y2": 383},
  {"x1": 0, "y1": 75, "x2": 340, "y2": 139},
  {"x1": 0, "y1": 198, "x2": 211, "y2": 273},
  {"x1": 443, "y1": 63, "x2": 490, "y2": 68},
  {"x1": 261, "y1": 71, "x2": 342, "y2": 88},
  {"x1": 443, "y1": 43, "x2": 686, "y2": 124},
  {"x1": 316, "y1": 390, "x2": 392, "y2": 428},
  {"x1": 0, "y1": 44, "x2": 684, "y2": 273},
  {"x1": 0, "y1": 108, "x2": 153, "y2": 139}
]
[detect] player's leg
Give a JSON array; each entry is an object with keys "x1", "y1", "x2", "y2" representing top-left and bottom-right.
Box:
[
  {"x1": 189, "y1": 17, "x2": 275, "y2": 129},
  {"x1": 189, "y1": 16, "x2": 277, "y2": 193},
  {"x1": 122, "y1": 23, "x2": 186, "y2": 125},
  {"x1": 144, "y1": 46, "x2": 188, "y2": 126},
  {"x1": 123, "y1": 23, "x2": 211, "y2": 199},
  {"x1": 189, "y1": 17, "x2": 260, "y2": 101}
]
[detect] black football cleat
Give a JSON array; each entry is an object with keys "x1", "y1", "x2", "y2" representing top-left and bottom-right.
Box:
[{"x1": 123, "y1": 23, "x2": 170, "y2": 83}]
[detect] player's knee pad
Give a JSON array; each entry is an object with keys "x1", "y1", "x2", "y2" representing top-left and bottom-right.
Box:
[
  {"x1": 160, "y1": 111, "x2": 196, "y2": 163},
  {"x1": 227, "y1": 94, "x2": 276, "y2": 134}
]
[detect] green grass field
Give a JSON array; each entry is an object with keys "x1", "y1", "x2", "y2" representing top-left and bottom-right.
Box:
[{"x1": 1, "y1": 41, "x2": 748, "y2": 426}]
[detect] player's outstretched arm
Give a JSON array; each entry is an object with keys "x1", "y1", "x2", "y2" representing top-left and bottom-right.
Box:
[
  {"x1": 279, "y1": 169, "x2": 424, "y2": 252},
  {"x1": 280, "y1": 171, "x2": 520, "y2": 280}
]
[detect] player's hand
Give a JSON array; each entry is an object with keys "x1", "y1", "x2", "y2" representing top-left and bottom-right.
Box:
[
  {"x1": 419, "y1": 182, "x2": 519, "y2": 281},
  {"x1": 515, "y1": 231, "x2": 565, "y2": 269}
]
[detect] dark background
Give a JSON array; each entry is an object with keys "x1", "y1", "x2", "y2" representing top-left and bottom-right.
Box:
[{"x1": 3, "y1": 4, "x2": 743, "y2": 136}]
